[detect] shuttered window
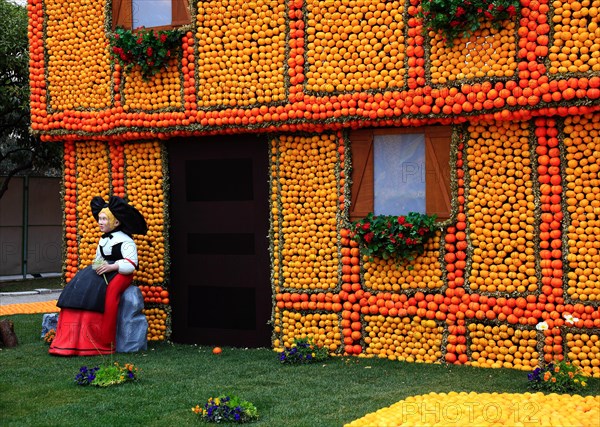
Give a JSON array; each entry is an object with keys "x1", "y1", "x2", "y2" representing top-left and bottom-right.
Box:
[
  {"x1": 113, "y1": 0, "x2": 191, "y2": 30},
  {"x1": 349, "y1": 126, "x2": 452, "y2": 222}
]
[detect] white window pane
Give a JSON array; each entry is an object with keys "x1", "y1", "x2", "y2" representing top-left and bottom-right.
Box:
[
  {"x1": 374, "y1": 134, "x2": 426, "y2": 215},
  {"x1": 132, "y1": 0, "x2": 172, "y2": 28}
]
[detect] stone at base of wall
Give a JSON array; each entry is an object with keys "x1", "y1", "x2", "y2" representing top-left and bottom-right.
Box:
[{"x1": 41, "y1": 313, "x2": 58, "y2": 338}]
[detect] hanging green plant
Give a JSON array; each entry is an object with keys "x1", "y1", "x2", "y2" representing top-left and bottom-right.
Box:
[
  {"x1": 108, "y1": 27, "x2": 184, "y2": 80},
  {"x1": 419, "y1": 0, "x2": 519, "y2": 46},
  {"x1": 351, "y1": 212, "x2": 438, "y2": 262}
]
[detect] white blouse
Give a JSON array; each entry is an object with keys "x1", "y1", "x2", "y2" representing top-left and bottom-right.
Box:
[{"x1": 95, "y1": 230, "x2": 138, "y2": 275}]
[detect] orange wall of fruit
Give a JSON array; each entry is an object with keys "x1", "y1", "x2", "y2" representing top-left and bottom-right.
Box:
[
  {"x1": 33, "y1": 0, "x2": 600, "y2": 373},
  {"x1": 28, "y1": 0, "x2": 600, "y2": 139},
  {"x1": 269, "y1": 117, "x2": 600, "y2": 377}
]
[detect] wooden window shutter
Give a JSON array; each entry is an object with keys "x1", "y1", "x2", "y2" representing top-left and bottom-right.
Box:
[
  {"x1": 112, "y1": 0, "x2": 132, "y2": 29},
  {"x1": 349, "y1": 129, "x2": 374, "y2": 222},
  {"x1": 113, "y1": 0, "x2": 190, "y2": 30},
  {"x1": 425, "y1": 126, "x2": 452, "y2": 221},
  {"x1": 172, "y1": 0, "x2": 191, "y2": 27}
]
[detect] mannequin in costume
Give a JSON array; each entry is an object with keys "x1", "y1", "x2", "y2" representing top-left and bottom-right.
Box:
[{"x1": 50, "y1": 196, "x2": 147, "y2": 356}]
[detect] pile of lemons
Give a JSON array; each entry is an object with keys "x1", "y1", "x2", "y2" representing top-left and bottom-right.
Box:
[{"x1": 345, "y1": 391, "x2": 599, "y2": 427}]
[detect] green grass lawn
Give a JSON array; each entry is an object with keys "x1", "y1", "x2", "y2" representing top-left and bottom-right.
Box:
[
  {"x1": 0, "y1": 277, "x2": 62, "y2": 292},
  {"x1": 1, "y1": 314, "x2": 598, "y2": 426}
]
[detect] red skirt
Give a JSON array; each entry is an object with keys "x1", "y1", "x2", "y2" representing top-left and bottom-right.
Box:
[{"x1": 49, "y1": 273, "x2": 132, "y2": 356}]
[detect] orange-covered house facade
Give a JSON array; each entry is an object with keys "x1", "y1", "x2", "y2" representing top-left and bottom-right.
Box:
[{"x1": 28, "y1": 0, "x2": 600, "y2": 376}]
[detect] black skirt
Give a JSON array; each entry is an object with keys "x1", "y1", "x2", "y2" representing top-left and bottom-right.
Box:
[{"x1": 57, "y1": 265, "x2": 117, "y2": 313}]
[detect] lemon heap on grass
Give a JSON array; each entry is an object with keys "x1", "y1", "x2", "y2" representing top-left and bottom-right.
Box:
[{"x1": 345, "y1": 391, "x2": 599, "y2": 427}]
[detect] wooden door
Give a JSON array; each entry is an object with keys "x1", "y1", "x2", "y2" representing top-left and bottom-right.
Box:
[{"x1": 167, "y1": 135, "x2": 271, "y2": 347}]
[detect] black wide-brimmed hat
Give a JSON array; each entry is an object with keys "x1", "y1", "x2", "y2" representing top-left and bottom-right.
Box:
[{"x1": 91, "y1": 196, "x2": 148, "y2": 236}]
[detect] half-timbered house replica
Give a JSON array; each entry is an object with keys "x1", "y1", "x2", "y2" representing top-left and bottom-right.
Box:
[{"x1": 28, "y1": 0, "x2": 600, "y2": 376}]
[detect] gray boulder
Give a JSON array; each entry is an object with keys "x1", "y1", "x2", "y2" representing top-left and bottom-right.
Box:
[
  {"x1": 116, "y1": 286, "x2": 148, "y2": 353},
  {"x1": 41, "y1": 313, "x2": 58, "y2": 338}
]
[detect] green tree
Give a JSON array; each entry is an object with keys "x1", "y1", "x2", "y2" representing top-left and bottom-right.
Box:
[{"x1": 0, "y1": 0, "x2": 61, "y2": 200}]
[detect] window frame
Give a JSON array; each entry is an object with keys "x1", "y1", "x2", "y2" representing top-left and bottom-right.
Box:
[
  {"x1": 349, "y1": 126, "x2": 453, "y2": 222},
  {"x1": 112, "y1": 0, "x2": 191, "y2": 31}
]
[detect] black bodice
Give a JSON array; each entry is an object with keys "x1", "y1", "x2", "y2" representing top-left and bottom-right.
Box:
[{"x1": 100, "y1": 242, "x2": 124, "y2": 262}]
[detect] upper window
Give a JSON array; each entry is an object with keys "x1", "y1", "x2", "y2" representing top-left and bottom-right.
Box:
[
  {"x1": 113, "y1": 0, "x2": 191, "y2": 30},
  {"x1": 349, "y1": 126, "x2": 453, "y2": 222}
]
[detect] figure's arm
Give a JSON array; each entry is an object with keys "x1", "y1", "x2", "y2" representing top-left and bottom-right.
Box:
[
  {"x1": 95, "y1": 238, "x2": 138, "y2": 275},
  {"x1": 114, "y1": 239, "x2": 138, "y2": 275}
]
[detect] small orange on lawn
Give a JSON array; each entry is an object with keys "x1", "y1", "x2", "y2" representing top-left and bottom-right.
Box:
[{"x1": 212, "y1": 347, "x2": 222, "y2": 355}]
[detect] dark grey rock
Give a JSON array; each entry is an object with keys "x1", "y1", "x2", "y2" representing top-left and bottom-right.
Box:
[
  {"x1": 116, "y1": 286, "x2": 148, "y2": 353},
  {"x1": 41, "y1": 313, "x2": 58, "y2": 338}
]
